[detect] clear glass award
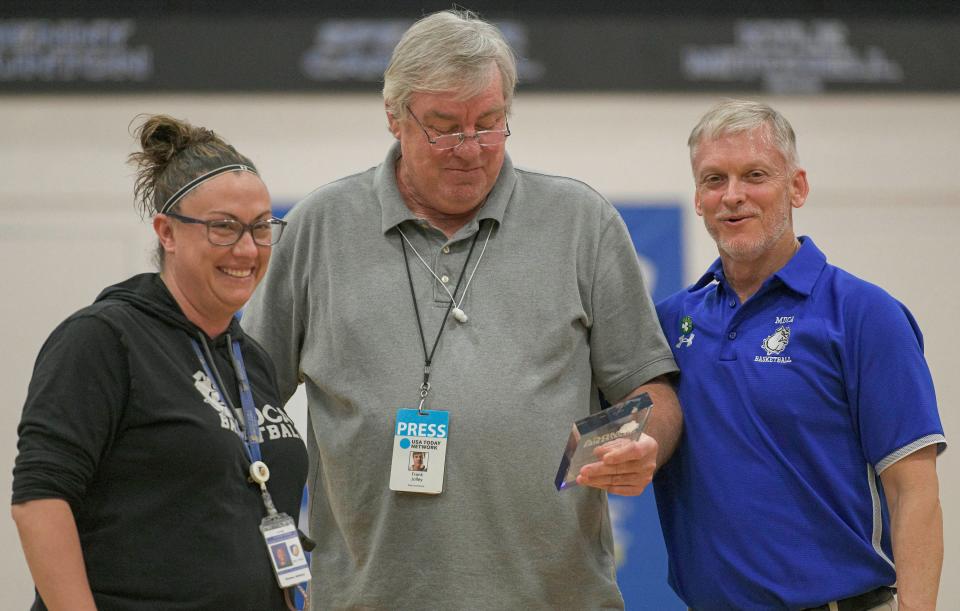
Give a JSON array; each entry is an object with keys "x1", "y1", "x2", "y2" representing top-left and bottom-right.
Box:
[{"x1": 554, "y1": 393, "x2": 654, "y2": 490}]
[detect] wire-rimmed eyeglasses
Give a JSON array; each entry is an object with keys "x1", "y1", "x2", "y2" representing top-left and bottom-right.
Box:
[
  {"x1": 406, "y1": 106, "x2": 510, "y2": 151},
  {"x1": 164, "y1": 212, "x2": 287, "y2": 246}
]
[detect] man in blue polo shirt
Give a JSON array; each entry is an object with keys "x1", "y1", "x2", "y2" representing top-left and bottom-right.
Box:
[{"x1": 654, "y1": 99, "x2": 945, "y2": 610}]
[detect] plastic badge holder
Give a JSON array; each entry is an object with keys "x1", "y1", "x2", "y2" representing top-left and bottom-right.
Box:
[{"x1": 554, "y1": 393, "x2": 654, "y2": 490}]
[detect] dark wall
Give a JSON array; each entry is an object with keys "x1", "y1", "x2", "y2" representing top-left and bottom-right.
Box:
[{"x1": 6, "y1": 0, "x2": 960, "y2": 18}]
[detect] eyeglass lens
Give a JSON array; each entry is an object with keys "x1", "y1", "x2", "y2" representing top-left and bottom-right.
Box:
[
  {"x1": 207, "y1": 220, "x2": 282, "y2": 246},
  {"x1": 432, "y1": 130, "x2": 508, "y2": 150}
]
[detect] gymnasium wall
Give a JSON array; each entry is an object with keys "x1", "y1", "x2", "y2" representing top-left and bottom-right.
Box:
[{"x1": 1, "y1": 92, "x2": 957, "y2": 608}]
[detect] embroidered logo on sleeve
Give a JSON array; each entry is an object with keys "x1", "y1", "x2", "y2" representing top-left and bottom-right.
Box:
[{"x1": 676, "y1": 315, "x2": 696, "y2": 348}]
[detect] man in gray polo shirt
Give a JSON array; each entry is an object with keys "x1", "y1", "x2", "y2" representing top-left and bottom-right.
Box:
[{"x1": 243, "y1": 9, "x2": 681, "y2": 609}]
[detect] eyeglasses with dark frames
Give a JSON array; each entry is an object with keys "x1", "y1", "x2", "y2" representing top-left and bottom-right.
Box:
[
  {"x1": 405, "y1": 106, "x2": 510, "y2": 151},
  {"x1": 164, "y1": 212, "x2": 287, "y2": 246}
]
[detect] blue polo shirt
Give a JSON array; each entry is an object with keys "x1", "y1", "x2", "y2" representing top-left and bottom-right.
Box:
[{"x1": 653, "y1": 237, "x2": 945, "y2": 610}]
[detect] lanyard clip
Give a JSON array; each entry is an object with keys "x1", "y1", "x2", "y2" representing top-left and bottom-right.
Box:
[{"x1": 417, "y1": 380, "x2": 431, "y2": 416}]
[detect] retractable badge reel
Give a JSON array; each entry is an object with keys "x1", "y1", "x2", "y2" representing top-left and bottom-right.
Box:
[{"x1": 250, "y1": 461, "x2": 311, "y2": 589}]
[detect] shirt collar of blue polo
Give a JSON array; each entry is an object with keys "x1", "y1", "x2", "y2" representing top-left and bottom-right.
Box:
[
  {"x1": 689, "y1": 235, "x2": 827, "y2": 298},
  {"x1": 376, "y1": 141, "x2": 515, "y2": 237}
]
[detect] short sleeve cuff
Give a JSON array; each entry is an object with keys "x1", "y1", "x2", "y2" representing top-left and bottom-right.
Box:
[
  {"x1": 875, "y1": 434, "x2": 947, "y2": 474},
  {"x1": 604, "y1": 356, "x2": 679, "y2": 404}
]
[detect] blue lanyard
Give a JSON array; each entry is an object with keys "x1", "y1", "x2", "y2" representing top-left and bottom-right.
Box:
[{"x1": 190, "y1": 338, "x2": 263, "y2": 463}]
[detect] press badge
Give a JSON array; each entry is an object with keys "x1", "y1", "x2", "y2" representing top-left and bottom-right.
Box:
[
  {"x1": 260, "y1": 512, "x2": 310, "y2": 588},
  {"x1": 389, "y1": 408, "x2": 449, "y2": 494}
]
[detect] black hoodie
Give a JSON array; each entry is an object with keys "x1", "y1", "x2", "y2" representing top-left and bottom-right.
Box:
[{"x1": 13, "y1": 273, "x2": 308, "y2": 611}]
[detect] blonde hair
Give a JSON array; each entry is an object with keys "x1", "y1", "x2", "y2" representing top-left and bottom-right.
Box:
[{"x1": 688, "y1": 99, "x2": 799, "y2": 169}]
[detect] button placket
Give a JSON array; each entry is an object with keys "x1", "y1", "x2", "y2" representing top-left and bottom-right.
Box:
[
  {"x1": 424, "y1": 234, "x2": 451, "y2": 305},
  {"x1": 436, "y1": 241, "x2": 454, "y2": 301},
  {"x1": 720, "y1": 300, "x2": 744, "y2": 362}
]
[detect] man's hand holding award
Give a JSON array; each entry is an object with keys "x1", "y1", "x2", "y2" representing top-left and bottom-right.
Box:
[{"x1": 555, "y1": 394, "x2": 656, "y2": 496}]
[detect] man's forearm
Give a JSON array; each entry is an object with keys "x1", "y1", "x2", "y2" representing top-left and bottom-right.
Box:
[
  {"x1": 881, "y1": 445, "x2": 942, "y2": 611},
  {"x1": 625, "y1": 376, "x2": 683, "y2": 469}
]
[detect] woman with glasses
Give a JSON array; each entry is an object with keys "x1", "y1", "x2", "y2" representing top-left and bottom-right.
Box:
[{"x1": 12, "y1": 115, "x2": 309, "y2": 611}]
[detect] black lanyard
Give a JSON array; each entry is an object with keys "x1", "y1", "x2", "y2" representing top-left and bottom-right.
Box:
[{"x1": 399, "y1": 225, "x2": 481, "y2": 414}]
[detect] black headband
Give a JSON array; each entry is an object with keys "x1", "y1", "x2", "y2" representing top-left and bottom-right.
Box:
[{"x1": 159, "y1": 164, "x2": 257, "y2": 215}]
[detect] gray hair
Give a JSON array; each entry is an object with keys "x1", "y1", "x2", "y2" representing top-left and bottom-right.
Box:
[
  {"x1": 688, "y1": 99, "x2": 799, "y2": 168},
  {"x1": 383, "y1": 9, "x2": 517, "y2": 119}
]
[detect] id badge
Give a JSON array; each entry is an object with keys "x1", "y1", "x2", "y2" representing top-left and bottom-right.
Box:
[
  {"x1": 389, "y1": 408, "x2": 449, "y2": 494},
  {"x1": 260, "y1": 512, "x2": 311, "y2": 588}
]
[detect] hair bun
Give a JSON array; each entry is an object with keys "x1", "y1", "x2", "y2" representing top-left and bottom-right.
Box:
[
  {"x1": 127, "y1": 114, "x2": 254, "y2": 220},
  {"x1": 134, "y1": 114, "x2": 213, "y2": 165}
]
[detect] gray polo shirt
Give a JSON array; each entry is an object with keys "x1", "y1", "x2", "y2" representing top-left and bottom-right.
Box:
[{"x1": 243, "y1": 143, "x2": 678, "y2": 610}]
